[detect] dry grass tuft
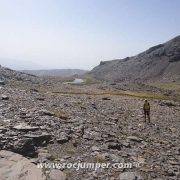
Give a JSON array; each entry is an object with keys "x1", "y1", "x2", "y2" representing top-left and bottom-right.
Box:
[{"x1": 52, "y1": 110, "x2": 70, "y2": 120}]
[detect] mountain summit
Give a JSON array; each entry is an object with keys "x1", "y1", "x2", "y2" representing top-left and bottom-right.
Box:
[{"x1": 89, "y1": 36, "x2": 180, "y2": 82}]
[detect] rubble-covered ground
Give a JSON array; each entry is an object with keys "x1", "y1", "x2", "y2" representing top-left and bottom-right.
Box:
[{"x1": 0, "y1": 79, "x2": 179, "y2": 180}]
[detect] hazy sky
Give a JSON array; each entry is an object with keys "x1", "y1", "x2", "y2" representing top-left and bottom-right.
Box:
[{"x1": 0, "y1": 0, "x2": 179, "y2": 70}]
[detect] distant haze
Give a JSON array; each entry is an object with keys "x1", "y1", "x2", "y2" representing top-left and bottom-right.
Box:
[
  {"x1": 21, "y1": 69, "x2": 88, "y2": 77},
  {"x1": 0, "y1": 58, "x2": 45, "y2": 70},
  {"x1": 0, "y1": 0, "x2": 180, "y2": 70}
]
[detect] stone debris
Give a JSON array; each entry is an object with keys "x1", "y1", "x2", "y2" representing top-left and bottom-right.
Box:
[{"x1": 0, "y1": 66, "x2": 179, "y2": 179}]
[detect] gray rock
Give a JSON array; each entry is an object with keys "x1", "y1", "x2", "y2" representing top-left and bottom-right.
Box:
[
  {"x1": 107, "y1": 142, "x2": 122, "y2": 151},
  {"x1": 24, "y1": 133, "x2": 52, "y2": 146},
  {"x1": 49, "y1": 169, "x2": 66, "y2": 180},
  {"x1": 38, "y1": 150, "x2": 53, "y2": 162},
  {"x1": 127, "y1": 136, "x2": 143, "y2": 143},
  {"x1": 91, "y1": 146, "x2": 100, "y2": 152},
  {"x1": 118, "y1": 172, "x2": 143, "y2": 180},
  {"x1": 165, "y1": 169, "x2": 176, "y2": 176},
  {"x1": 13, "y1": 123, "x2": 39, "y2": 132},
  {"x1": 110, "y1": 154, "x2": 121, "y2": 162},
  {"x1": 57, "y1": 132, "x2": 70, "y2": 144},
  {"x1": 159, "y1": 100, "x2": 177, "y2": 107},
  {"x1": 1, "y1": 95, "x2": 9, "y2": 100},
  {"x1": 0, "y1": 79, "x2": 5, "y2": 85},
  {"x1": 36, "y1": 97, "x2": 45, "y2": 101},
  {"x1": 0, "y1": 126, "x2": 7, "y2": 133},
  {"x1": 13, "y1": 138, "x2": 37, "y2": 157},
  {"x1": 102, "y1": 97, "x2": 111, "y2": 100},
  {"x1": 121, "y1": 141, "x2": 131, "y2": 148},
  {"x1": 39, "y1": 109, "x2": 55, "y2": 116}
]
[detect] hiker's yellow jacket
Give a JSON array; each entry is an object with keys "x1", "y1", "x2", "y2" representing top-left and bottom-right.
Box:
[{"x1": 143, "y1": 102, "x2": 150, "y2": 111}]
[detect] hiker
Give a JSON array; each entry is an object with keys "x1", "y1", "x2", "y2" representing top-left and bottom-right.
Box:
[{"x1": 143, "y1": 99, "x2": 150, "y2": 123}]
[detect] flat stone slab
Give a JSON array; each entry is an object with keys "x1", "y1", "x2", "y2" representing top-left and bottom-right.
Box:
[
  {"x1": 13, "y1": 124, "x2": 39, "y2": 131},
  {"x1": 24, "y1": 133, "x2": 51, "y2": 139}
]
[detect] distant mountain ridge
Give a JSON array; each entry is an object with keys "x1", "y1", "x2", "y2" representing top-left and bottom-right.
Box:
[
  {"x1": 21, "y1": 69, "x2": 88, "y2": 77},
  {"x1": 89, "y1": 36, "x2": 180, "y2": 82}
]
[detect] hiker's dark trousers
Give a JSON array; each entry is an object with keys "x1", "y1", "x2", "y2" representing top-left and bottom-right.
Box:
[{"x1": 144, "y1": 110, "x2": 150, "y2": 122}]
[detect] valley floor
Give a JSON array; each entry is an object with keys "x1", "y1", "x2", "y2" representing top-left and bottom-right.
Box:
[{"x1": 0, "y1": 80, "x2": 179, "y2": 179}]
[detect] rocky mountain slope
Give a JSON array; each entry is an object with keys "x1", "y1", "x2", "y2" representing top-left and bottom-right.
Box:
[
  {"x1": 0, "y1": 65, "x2": 40, "y2": 83},
  {"x1": 22, "y1": 69, "x2": 88, "y2": 77},
  {"x1": 89, "y1": 36, "x2": 180, "y2": 82}
]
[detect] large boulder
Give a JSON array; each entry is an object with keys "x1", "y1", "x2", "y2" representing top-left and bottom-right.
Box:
[
  {"x1": 0, "y1": 150, "x2": 66, "y2": 180},
  {"x1": 0, "y1": 150, "x2": 45, "y2": 180}
]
